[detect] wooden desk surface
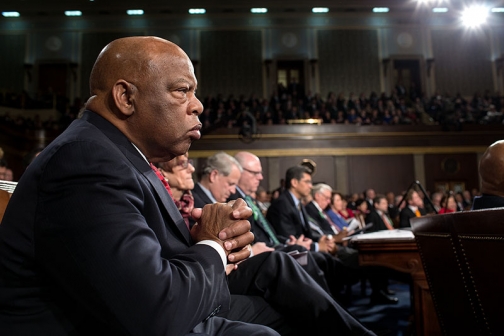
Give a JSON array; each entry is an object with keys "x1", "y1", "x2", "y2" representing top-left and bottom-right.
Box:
[{"x1": 351, "y1": 232, "x2": 441, "y2": 336}]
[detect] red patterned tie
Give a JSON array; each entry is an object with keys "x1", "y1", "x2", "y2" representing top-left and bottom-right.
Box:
[{"x1": 150, "y1": 163, "x2": 174, "y2": 200}]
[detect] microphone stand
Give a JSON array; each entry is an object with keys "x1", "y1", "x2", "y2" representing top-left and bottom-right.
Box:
[{"x1": 397, "y1": 180, "x2": 438, "y2": 215}]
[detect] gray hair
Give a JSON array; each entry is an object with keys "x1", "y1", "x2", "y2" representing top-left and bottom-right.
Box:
[
  {"x1": 202, "y1": 152, "x2": 242, "y2": 176},
  {"x1": 312, "y1": 183, "x2": 332, "y2": 196}
]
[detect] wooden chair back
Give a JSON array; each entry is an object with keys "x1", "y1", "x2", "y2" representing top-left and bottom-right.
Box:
[{"x1": 412, "y1": 208, "x2": 504, "y2": 335}]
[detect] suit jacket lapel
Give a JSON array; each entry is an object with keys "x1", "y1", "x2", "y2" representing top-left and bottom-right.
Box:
[
  {"x1": 193, "y1": 183, "x2": 214, "y2": 205},
  {"x1": 83, "y1": 110, "x2": 192, "y2": 245}
]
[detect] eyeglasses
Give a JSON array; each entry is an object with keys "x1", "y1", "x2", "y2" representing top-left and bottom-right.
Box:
[
  {"x1": 243, "y1": 167, "x2": 262, "y2": 177},
  {"x1": 178, "y1": 159, "x2": 194, "y2": 169}
]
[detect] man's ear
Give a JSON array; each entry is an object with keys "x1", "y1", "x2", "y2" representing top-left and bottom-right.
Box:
[
  {"x1": 209, "y1": 170, "x2": 219, "y2": 183},
  {"x1": 112, "y1": 80, "x2": 136, "y2": 117},
  {"x1": 290, "y1": 178, "x2": 298, "y2": 189}
]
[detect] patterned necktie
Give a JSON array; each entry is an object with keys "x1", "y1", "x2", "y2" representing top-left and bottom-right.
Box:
[
  {"x1": 319, "y1": 210, "x2": 339, "y2": 233},
  {"x1": 149, "y1": 163, "x2": 174, "y2": 200},
  {"x1": 245, "y1": 195, "x2": 280, "y2": 245},
  {"x1": 297, "y1": 202, "x2": 307, "y2": 228},
  {"x1": 381, "y1": 213, "x2": 394, "y2": 230}
]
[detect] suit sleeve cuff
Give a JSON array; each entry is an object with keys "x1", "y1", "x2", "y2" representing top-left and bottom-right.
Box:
[{"x1": 196, "y1": 240, "x2": 227, "y2": 269}]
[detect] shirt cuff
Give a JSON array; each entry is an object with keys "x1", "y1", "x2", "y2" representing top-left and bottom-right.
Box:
[
  {"x1": 314, "y1": 242, "x2": 319, "y2": 252},
  {"x1": 197, "y1": 240, "x2": 227, "y2": 269}
]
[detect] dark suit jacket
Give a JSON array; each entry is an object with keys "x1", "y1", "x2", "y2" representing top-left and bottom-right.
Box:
[
  {"x1": 228, "y1": 188, "x2": 279, "y2": 247},
  {"x1": 0, "y1": 111, "x2": 230, "y2": 336},
  {"x1": 305, "y1": 201, "x2": 335, "y2": 234},
  {"x1": 365, "y1": 210, "x2": 388, "y2": 232},
  {"x1": 472, "y1": 194, "x2": 504, "y2": 210},
  {"x1": 399, "y1": 206, "x2": 427, "y2": 228},
  {"x1": 192, "y1": 182, "x2": 214, "y2": 210},
  {"x1": 266, "y1": 191, "x2": 316, "y2": 251}
]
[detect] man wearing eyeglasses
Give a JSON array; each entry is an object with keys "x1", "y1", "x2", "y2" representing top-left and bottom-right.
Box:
[{"x1": 192, "y1": 152, "x2": 376, "y2": 335}]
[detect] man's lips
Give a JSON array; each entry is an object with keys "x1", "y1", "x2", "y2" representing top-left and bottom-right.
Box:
[{"x1": 189, "y1": 124, "x2": 202, "y2": 139}]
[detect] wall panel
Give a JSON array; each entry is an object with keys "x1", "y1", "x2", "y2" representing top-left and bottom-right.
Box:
[
  {"x1": 347, "y1": 155, "x2": 415, "y2": 195},
  {"x1": 200, "y1": 30, "x2": 263, "y2": 97},
  {"x1": 317, "y1": 30, "x2": 380, "y2": 99},
  {"x1": 424, "y1": 153, "x2": 479, "y2": 193},
  {"x1": 0, "y1": 34, "x2": 26, "y2": 93},
  {"x1": 431, "y1": 29, "x2": 493, "y2": 96}
]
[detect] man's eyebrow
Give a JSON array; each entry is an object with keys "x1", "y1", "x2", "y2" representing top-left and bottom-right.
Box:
[{"x1": 171, "y1": 78, "x2": 195, "y2": 87}]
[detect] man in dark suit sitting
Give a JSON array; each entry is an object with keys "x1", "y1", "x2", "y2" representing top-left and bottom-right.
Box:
[
  {"x1": 472, "y1": 140, "x2": 504, "y2": 210},
  {"x1": 266, "y1": 165, "x2": 335, "y2": 254},
  {"x1": 267, "y1": 166, "x2": 397, "y2": 305},
  {"x1": 399, "y1": 189, "x2": 427, "y2": 228},
  {"x1": 193, "y1": 152, "x2": 375, "y2": 335},
  {"x1": 366, "y1": 194, "x2": 396, "y2": 232},
  {"x1": 0, "y1": 36, "x2": 275, "y2": 335}
]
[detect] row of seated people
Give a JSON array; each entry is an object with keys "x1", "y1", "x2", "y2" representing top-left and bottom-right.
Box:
[
  {"x1": 2, "y1": 86, "x2": 502, "y2": 134},
  {"x1": 156, "y1": 151, "x2": 401, "y2": 316},
  {"x1": 199, "y1": 88, "x2": 503, "y2": 130},
  {"x1": 155, "y1": 147, "x2": 500, "y2": 335}
]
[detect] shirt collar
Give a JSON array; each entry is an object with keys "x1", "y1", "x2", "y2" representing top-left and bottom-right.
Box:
[
  {"x1": 197, "y1": 182, "x2": 218, "y2": 204},
  {"x1": 312, "y1": 200, "x2": 323, "y2": 212},
  {"x1": 235, "y1": 186, "x2": 247, "y2": 198},
  {"x1": 289, "y1": 191, "x2": 300, "y2": 208},
  {"x1": 131, "y1": 142, "x2": 148, "y2": 163}
]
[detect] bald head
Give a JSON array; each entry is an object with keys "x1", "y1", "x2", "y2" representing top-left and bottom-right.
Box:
[
  {"x1": 234, "y1": 151, "x2": 263, "y2": 195},
  {"x1": 84, "y1": 36, "x2": 203, "y2": 163},
  {"x1": 89, "y1": 36, "x2": 185, "y2": 103},
  {"x1": 480, "y1": 140, "x2": 504, "y2": 197}
]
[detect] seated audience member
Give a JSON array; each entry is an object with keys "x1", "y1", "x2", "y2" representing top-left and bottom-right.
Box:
[
  {"x1": 366, "y1": 195, "x2": 395, "y2": 232},
  {"x1": 386, "y1": 192, "x2": 399, "y2": 219},
  {"x1": 339, "y1": 197, "x2": 356, "y2": 220},
  {"x1": 430, "y1": 192, "x2": 443, "y2": 213},
  {"x1": 364, "y1": 188, "x2": 376, "y2": 210},
  {"x1": 438, "y1": 193, "x2": 457, "y2": 214},
  {"x1": 157, "y1": 153, "x2": 291, "y2": 333},
  {"x1": 192, "y1": 152, "x2": 375, "y2": 335},
  {"x1": 326, "y1": 192, "x2": 357, "y2": 231},
  {"x1": 267, "y1": 166, "x2": 397, "y2": 305},
  {"x1": 399, "y1": 190, "x2": 427, "y2": 228},
  {"x1": 347, "y1": 193, "x2": 359, "y2": 210},
  {"x1": 266, "y1": 166, "x2": 333, "y2": 253},
  {"x1": 454, "y1": 192, "x2": 465, "y2": 211},
  {"x1": 4, "y1": 168, "x2": 13, "y2": 181},
  {"x1": 0, "y1": 159, "x2": 7, "y2": 180},
  {"x1": 0, "y1": 36, "x2": 274, "y2": 335},
  {"x1": 354, "y1": 199, "x2": 369, "y2": 226},
  {"x1": 472, "y1": 140, "x2": 504, "y2": 210},
  {"x1": 462, "y1": 190, "x2": 473, "y2": 209},
  {"x1": 156, "y1": 153, "x2": 195, "y2": 227},
  {"x1": 230, "y1": 151, "x2": 359, "y2": 300},
  {"x1": 255, "y1": 186, "x2": 271, "y2": 214},
  {"x1": 305, "y1": 183, "x2": 345, "y2": 247}
]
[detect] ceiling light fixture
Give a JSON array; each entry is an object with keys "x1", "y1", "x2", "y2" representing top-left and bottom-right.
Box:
[
  {"x1": 2, "y1": 11, "x2": 20, "y2": 17},
  {"x1": 251, "y1": 8, "x2": 268, "y2": 14},
  {"x1": 65, "y1": 10, "x2": 82, "y2": 16},
  {"x1": 126, "y1": 9, "x2": 144, "y2": 15},
  {"x1": 373, "y1": 7, "x2": 390, "y2": 13},
  {"x1": 312, "y1": 7, "x2": 329, "y2": 13},
  {"x1": 188, "y1": 8, "x2": 206, "y2": 14},
  {"x1": 432, "y1": 8, "x2": 448, "y2": 13},
  {"x1": 461, "y1": 5, "x2": 488, "y2": 28}
]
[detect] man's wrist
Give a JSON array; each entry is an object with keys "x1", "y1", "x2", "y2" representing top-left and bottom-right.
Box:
[{"x1": 197, "y1": 240, "x2": 227, "y2": 269}]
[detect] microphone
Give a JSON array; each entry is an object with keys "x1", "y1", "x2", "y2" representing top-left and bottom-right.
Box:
[{"x1": 397, "y1": 180, "x2": 438, "y2": 215}]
